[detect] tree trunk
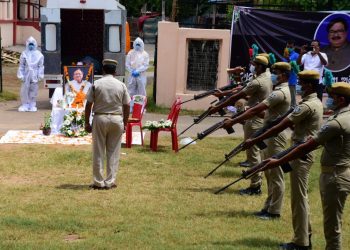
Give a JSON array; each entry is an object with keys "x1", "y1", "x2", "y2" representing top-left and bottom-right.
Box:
[{"x1": 171, "y1": 0, "x2": 177, "y2": 22}]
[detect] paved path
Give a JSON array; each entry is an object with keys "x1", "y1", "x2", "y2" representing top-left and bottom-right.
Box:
[{"x1": 0, "y1": 86, "x2": 245, "y2": 140}]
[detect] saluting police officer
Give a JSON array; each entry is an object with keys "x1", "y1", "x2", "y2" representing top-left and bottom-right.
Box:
[
  {"x1": 223, "y1": 62, "x2": 291, "y2": 219},
  {"x1": 243, "y1": 70, "x2": 323, "y2": 249},
  {"x1": 263, "y1": 82, "x2": 350, "y2": 250},
  {"x1": 85, "y1": 59, "x2": 131, "y2": 190}
]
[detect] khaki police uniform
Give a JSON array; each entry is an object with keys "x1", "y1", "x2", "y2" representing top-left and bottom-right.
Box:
[
  {"x1": 86, "y1": 74, "x2": 131, "y2": 188},
  {"x1": 288, "y1": 92, "x2": 323, "y2": 246},
  {"x1": 262, "y1": 81, "x2": 291, "y2": 214},
  {"x1": 242, "y1": 71, "x2": 272, "y2": 187},
  {"x1": 313, "y1": 105, "x2": 350, "y2": 250}
]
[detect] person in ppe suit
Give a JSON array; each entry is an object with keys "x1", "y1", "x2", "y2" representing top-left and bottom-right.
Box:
[
  {"x1": 125, "y1": 37, "x2": 149, "y2": 98},
  {"x1": 17, "y1": 36, "x2": 44, "y2": 112}
]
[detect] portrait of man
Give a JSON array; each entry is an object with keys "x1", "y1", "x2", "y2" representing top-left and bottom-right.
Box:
[
  {"x1": 65, "y1": 68, "x2": 92, "y2": 95},
  {"x1": 322, "y1": 17, "x2": 350, "y2": 71},
  {"x1": 63, "y1": 65, "x2": 94, "y2": 108}
]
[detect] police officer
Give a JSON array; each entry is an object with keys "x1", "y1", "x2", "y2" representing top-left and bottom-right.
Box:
[
  {"x1": 209, "y1": 56, "x2": 272, "y2": 194},
  {"x1": 223, "y1": 62, "x2": 291, "y2": 218},
  {"x1": 263, "y1": 82, "x2": 350, "y2": 250},
  {"x1": 243, "y1": 70, "x2": 323, "y2": 249},
  {"x1": 85, "y1": 59, "x2": 131, "y2": 190}
]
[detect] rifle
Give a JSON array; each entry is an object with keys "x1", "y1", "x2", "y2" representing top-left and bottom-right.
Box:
[
  {"x1": 178, "y1": 117, "x2": 236, "y2": 151},
  {"x1": 178, "y1": 95, "x2": 233, "y2": 137},
  {"x1": 179, "y1": 82, "x2": 237, "y2": 105},
  {"x1": 214, "y1": 142, "x2": 304, "y2": 194},
  {"x1": 178, "y1": 78, "x2": 250, "y2": 137},
  {"x1": 204, "y1": 107, "x2": 294, "y2": 178}
]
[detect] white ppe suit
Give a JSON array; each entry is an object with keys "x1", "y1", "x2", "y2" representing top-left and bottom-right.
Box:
[
  {"x1": 17, "y1": 36, "x2": 44, "y2": 112},
  {"x1": 125, "y1": 37, "x2": 149, "y2": 97}
]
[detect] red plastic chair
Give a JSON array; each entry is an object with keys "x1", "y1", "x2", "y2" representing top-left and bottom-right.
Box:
[
  {"x1": 126, "y1": 95, "x2": 147, "y2": 148},
  {"x1": 150, "y1": 98, "x2": 182, "y2": 152}
]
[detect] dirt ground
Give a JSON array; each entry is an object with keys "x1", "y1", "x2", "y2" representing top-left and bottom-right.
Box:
[{"x1": 0, "y1": 64, "x2": 53, "y2": 136}]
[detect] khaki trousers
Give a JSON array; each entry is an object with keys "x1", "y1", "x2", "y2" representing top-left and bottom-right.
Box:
[
  {"x1": 243, "y1": 119, "x2": 263, "y2": 188},
  {"x1": 263, "y1": 131, "x2": 287, "y2": 214},
  {"x1": 92, "y1": 114, "x2": 124, "y2": 187},
  {"x1": 289, "y1": 156, "x2": 313, "y2": 246},
  {"x1": 320, "y1": 167, "x2": 350, "y2": 250}
]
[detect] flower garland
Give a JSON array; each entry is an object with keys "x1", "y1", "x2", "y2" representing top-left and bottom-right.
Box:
[
  {"x1": 142, "y1": 119, "x2": 172, "y2": 131},
  {"x1": 68, "y1": 83, "x2": 86, "y2": 108},
  {"x1": 60, "y1": 110, "x2": 88, "y2": 137}
]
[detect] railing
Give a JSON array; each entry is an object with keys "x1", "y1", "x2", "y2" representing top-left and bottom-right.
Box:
[{"x1": 19, "y1": 0, "x2": 42, "y2": 22}]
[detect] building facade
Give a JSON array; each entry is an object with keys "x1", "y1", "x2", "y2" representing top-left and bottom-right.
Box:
[{"x1": 0, "y1": 0, "x2": 45, "y2": 47}]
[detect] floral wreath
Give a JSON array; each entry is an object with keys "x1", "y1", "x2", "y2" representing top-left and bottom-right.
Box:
[
  {"x1": 142, "y1": 119, "x2": 172, "y2": 131},
  {"x1": 60, "y1": 110, "x2": 88, "y2": 137}
]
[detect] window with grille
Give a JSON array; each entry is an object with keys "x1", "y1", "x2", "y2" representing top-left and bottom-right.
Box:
[{"x1": 186, "y1": 39, "x2": 219, "y2": 91}]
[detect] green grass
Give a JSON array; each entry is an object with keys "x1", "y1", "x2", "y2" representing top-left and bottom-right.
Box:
[
  {"x1": 0, "y1": 138, "x2": 349, "y2": 249},
  {"x1": 0, "y1": 90, "x2": 17, "y2": 102}
]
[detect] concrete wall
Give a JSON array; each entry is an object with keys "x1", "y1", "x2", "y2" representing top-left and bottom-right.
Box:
[
  {"x1": 0, "y1": 0, "x2": 41, "y2": 47},
  {"x1": 16, "y1": 26, "x2": 41, "y2": 46},
  {"x1": 0, "y1": 1, "x2": 13, "y2": 47},
  {"x1": 0, "y1": 24, "x2": 14, "y2": 47},
  {"x1": 156, "y1": 21, "x2": 230, "y2": 110}
]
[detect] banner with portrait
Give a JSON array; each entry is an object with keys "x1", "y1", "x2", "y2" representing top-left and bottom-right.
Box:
[{"x1": 230, "y1": 7, "x2": 350, "y2": 82}]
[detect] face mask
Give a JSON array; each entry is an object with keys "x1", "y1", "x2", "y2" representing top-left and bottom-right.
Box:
[
  {"x1": 287, "y1": 48, "x2": 294, "y2": 54},
  {"x1": 249, "y1": 65, "x2": 256, "y2": 74},
  {"x1": 28, "y1": 44, "x2": 35, "y2": 51},
  {"x1": 299, "y1": 85, "x2": 306, "y2": 97},
  {"x1": 326, "y1": 97, "x2": 337, "y2": 110},
  {"x1": 271, "y1": 74, "x2": 278, "y2": 85},
  {"x1": 135, "y1": 44, "x2": 141, "y2": 51}
]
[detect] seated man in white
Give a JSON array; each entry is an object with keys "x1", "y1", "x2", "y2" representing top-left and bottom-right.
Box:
[{"x1": 50, "y1": 86, "x2": 65, "y2": 134}]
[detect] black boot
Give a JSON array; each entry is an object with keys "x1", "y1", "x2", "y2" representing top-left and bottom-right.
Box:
[
  {"x1": 279, "y1": 242, "x2": 311, "y2": 250},
  {"x1": 239, "y1": 186, "x2": 261, "y2": 195},
  {"x1": 239, "y1": 160, "x2": 251, "y2": 168}
]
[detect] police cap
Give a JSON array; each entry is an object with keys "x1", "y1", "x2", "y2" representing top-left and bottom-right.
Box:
[
  {"x1": 298, "y1": 70, "x2": 320, "y2": 81},
  {"x1": 253, "y1": 56, "x2": 269, "y2": 66},
  {"x1": 327, "y1": 82, "x2": 350, "y2": 97},
  {"x1": 272, "y1": 62, "x2": 291, "y2": 72},
  {"x1": 102, "y1": 59, "x2": 118, "y2": 66}
]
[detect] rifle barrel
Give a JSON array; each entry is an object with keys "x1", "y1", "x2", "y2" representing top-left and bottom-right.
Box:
[
  {"x1": 177, "y1": 122, "x2": 196, "y2": 137},
  {"x1": 214, "y1": 176, "x2": 245, "y2": 194},
  {"x1": 178, "y1": 138, "x2": 199, "y2": 151},
  {"x1": 204, "y1": 158, "x2": 230, "y2": 178},
  {"x1": 204, "y1": 143, "x2": 243, "y2": 178},
  {"x1": 179, "y1": 99, "x2": 195, "y2": 105}
]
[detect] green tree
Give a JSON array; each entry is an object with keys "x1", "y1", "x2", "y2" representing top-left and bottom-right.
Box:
[{"x1": 120, "y1": 0, "x2": 173, "y2": 17}]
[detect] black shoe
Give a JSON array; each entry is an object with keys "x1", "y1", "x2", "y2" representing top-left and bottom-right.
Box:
[
  {"x1": 257, "y1": 212, "x2": 280, "y2": 220},
  {"x1": 89, "y1": 184, "x2": 105, "y2": 190},
  {"x1": 279, "y1": 242, "x2": 311, "y2": 250},
  {"x1": 239, "y1": 186, "x2": 262, "y2": 196},
  {"x1": 254, "y1": 209, "x2": 268, "y2": 216},
  {"x1": 239, "y1": 160, "x2": 251, "y2": 168},
  {"x1": 105, "y1": 183, "x2": 117, "y2": 190},
  {"x1": 309, "y1": 234, "x2": 312, "y2": 249}
]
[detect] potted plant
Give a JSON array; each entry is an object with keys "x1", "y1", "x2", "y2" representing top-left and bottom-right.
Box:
[{"x1": 40, "y1": 113, "x2": 52, "y2": 136}]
